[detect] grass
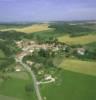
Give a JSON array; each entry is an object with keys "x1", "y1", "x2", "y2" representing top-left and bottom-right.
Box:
[
  {"x1": 58, "y1": 34, "x2": 96, "y2": 45},
  {"x1": 0, "y1": 94, "x2": 21, "y2": 100},
  {"x1": 0, "y1": 24, "x2": 52, "y2": 34},
  {"x1": 5, "y1": 72, "x2": 30, "y2": 80},
  {"x1": 59, "y1": 58, "x2": 96, "y2": 76},
  {"x1": 0, "y1": 78, "x2": 36, "y2": 100},
  {"x1": 40, "y1": 70, "x2": 96, "y2": 100},
  {"x1": 0, "y1": 49, "x2": 6, "y2": 58}
]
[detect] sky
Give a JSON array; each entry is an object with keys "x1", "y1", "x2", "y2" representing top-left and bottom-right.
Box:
[{"x1": 0, "y1": 0, "x2": 96, "y2": 22}]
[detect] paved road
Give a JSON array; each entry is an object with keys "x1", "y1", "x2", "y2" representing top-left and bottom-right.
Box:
[{"x1": 16, "y1": 58, "x2": 43, "y2": 100}]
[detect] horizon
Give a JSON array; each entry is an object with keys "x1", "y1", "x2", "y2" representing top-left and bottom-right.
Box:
[
  {"x1": 0, "y1": 20, "x2": 96, "y2": 24},
  {"x1": 0, "y1": 0, "x2": 96, "y2": 22}
]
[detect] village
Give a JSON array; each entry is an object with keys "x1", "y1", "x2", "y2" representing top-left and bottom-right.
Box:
[
  {"x1": 15, "y1": 39, "x2": 87, "y2": 85},
  {"x1": 16, "y1": 39, "x2": 87, "y2": 60},
  {"x1": 16, "y1": 40, "x2": 86, "y2": 56}
]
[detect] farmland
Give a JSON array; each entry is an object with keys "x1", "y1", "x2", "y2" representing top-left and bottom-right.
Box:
[
  {"x1": 0, "y1": 78, "x2": 36, "y2": 100},
  {"x1": 59, "y1": 59, "x2": 96, "y2": 76},
  {"x1": 58, "y1": 34, "x2": 96, "y2": 45},
  {"x1": 0, "y1": 24, "x2": 32, "y2": 29},
  {"x1": 0, "y1": 22, "x2": 96, "y2": 100},
  {"x1": 0, "y1": 24, "x2": 52, "y2": 34}
]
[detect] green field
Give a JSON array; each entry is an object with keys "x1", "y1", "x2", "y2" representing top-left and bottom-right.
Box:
[
  {"x1": 40, "y1": 70, "x2": 96, "y2": 100},
  {"x1": 59, "y1": 59, "x2": 96, "y2": 76},
  {"x1": 0, "y1": 78, "x2": 36, "y2": 100},
  {"x1": 58, "y1": 34, "x2": 96, "y2": 45},
  {"x1": 0, "y1": 63, "x2": 37, "y2": 100},
  {"x1": 0, "y1": 94, "x2": 21, "y2": 100}
]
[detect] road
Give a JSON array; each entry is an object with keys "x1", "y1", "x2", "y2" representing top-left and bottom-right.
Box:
[{"x1": 16, "y1": 58, "x2": 43, "y2": 100}]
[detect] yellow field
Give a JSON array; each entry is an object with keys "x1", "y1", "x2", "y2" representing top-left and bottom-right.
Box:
[
  {"x1": 58, "y1": 34, "x2": 96, "y2": 45},
  {"x1": 0, "y1": 24, "x2": 52, "y2": 34},
  {"x1": 59, "y1": 59, "x2": 96, "y2": 76}
]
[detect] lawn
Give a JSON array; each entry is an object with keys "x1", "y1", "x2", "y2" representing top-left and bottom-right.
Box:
[
  {"x1": 59, "y1": 58, "x2": 96, "y2": 76},
  {"x1": 0, "y1": 78, "x2": 36, "y2": 100},
  {"x1": 58, "y1": 34, "x2": 96, "y2": 45},
  {"x1": 40, "y1": 70, "x2": 96, "y2": 100}
]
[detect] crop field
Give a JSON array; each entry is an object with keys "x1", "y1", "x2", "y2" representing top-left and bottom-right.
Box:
[
  {"x1": 0, "y1": 24, "x2": 52, "y2": 34},
  {"x1": 40, "y1": 70, "x2": 96, "y2": 100},
  {"x1": 58, "y1": 34, "x2": 96, "y2": 45},
  {"x1": 59, "y1": 59, "x2": 96, "y2": 76}
]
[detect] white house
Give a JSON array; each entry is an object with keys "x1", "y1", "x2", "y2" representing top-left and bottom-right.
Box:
[{"x1": 77, "y1": 48, "x2": 86, "y2": 55}]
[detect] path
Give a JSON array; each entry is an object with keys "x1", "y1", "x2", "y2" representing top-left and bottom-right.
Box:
[{"x1": 15, "y1": 58, "x2": 43, "y2": 100}]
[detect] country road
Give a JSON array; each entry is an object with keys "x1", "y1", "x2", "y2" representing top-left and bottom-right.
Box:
[{"x1": 15, "y1": 58, "x2": 43, "y2": 100}]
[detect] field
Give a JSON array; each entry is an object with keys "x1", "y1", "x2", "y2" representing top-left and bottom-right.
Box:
[
  {"x1": 0, "y1": 24, "x2": 52, "y2": 34},
  {"x1": 58, "y1": 34, "x2": 96, "y2": 45},
  {"x1": 0, "y1": 78, "x2": 36, "y2": 100},
  {"x1": 0, "y1": 64, "x2": 36, "y2": 100},
  {"x1": 40, "y1": 70, "x2": 96, "y2": 100},
  {"x1": 59, "y1": 59, "x2": 96, "y2": 76},
  {"x1": 0, "y1": 24, "x2": 31, "y2": 30},
  {"x1": 0, "y1": 75, "x2": 36, "y2": 100},
  {"x1": 5, "y1": 72, "x2": 29, "y2": 80},
  {"x1": 0, "y1": 22, "x2": 96, "y2": 100},
  {"x1": 0, "y1": 94, "x2": 21, "y2": 100}
]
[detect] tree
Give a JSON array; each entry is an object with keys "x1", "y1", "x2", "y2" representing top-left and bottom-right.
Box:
[{"x1": 25, "y1": 84, "x2": 34, "y2": 93}]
